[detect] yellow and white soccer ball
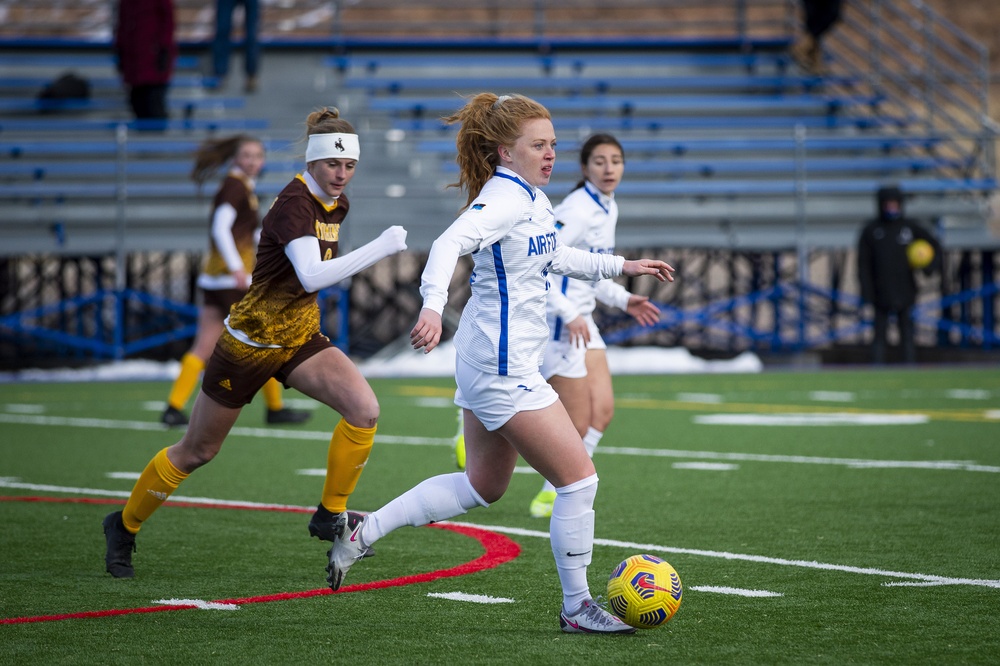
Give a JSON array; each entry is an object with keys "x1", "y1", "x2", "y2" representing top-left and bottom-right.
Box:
[
  {"x1": 606, "y1": 554, "x2": 683, "y2": 629},
  {"x1": 907, "y1": 238, "x2": 935, "y2": 270}
]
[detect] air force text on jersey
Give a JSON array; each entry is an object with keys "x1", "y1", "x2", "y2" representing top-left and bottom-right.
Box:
[{"x1": 527, "y1": 231, "x2": 558, "y2": 256}]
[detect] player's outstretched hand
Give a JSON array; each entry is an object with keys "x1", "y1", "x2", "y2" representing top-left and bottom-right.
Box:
[
  {"x1": 626, "y1": 294, "x2": 661, "y2": 327},
  {"x1": 622, "y1": 259, "x2": 675, "y2": 282},
  {"x1": 411, "y1": 308, "x2": 443, "y2": 353}
]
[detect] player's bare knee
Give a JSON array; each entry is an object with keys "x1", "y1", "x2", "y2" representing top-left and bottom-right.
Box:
[
  {"x1": 594, "y1": 407, "x2": 613, "y2": 431},
  {"x1": 170, "y1": 442, "x2": 218, "y2": 472},
  {"x1": 346, "y1": 398, "x2": 379, "y2": 429},
  {"x1": 469, "y1": 475, "x2": 508, "y2": 504},
  {"x1": 361, "y1": 397, "x2": 380, "y2": 428}
]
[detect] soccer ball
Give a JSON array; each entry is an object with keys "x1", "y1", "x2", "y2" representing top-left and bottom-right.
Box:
[
  {"x1": 907, "y1": 238, "x2": 934, "y2": 269},
  {"x1": 606, "y1": 554, "x2": 683, "y2": 629}
]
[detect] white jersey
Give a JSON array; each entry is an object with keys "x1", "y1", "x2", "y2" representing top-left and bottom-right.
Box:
[
  {"x1": 420, "y1": 166, "x2": 626, "y2": 376},
  {"x1": 547, "y1": 181, "x2": 632, "y2": 343}
]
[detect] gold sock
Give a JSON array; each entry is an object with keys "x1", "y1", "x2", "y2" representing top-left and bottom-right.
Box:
[
  {"x1": 167, "y1": 353, "x2": 205, "y2": 410},
  {"x1": 320, "y1": 419, "x2": 376, "y2": 514},
  {"x1": 261, "y1": 377, "x2": 283, "y2": 411},
  {"x1": 121, "y1": 447, "x2": 189, "y2": 533}
]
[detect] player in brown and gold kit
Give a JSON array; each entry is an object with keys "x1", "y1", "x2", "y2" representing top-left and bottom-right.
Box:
[
  {"x1": 161, "y1": 134, "x2": 310, "y2": 428},
  {"x1": 103, "y1": 108, "x2": 408, "y2": 578}
]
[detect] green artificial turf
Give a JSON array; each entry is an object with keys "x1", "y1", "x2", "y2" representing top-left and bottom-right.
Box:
[{"x1": 1, "y1": 368, "x2": 998, "y2": 664}]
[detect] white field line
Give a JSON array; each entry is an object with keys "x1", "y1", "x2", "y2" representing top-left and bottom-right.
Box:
[
  {"x1": 105, "y1": 472, "x2": 141, "y2": 480},
  {"x1": 946, "y1": 389, "x2": 992, "y2": 400},
  {"x1": 456, "y1": 523, "x2": 1000, "y2": 591},
  {"x1": 695, "y1": 413, "x2": 929, "y2": 426},
  {"x1": 0, "y1": 478, "x2": 307, "y2": 510},
  {"x1": 154, "y1": 599, "x2": 239, "y2": 610},
  {"x1": 0, "y1": 413, "x2": 444, "y2": 446},
  {"x1": 675, "y1": 393, "x2": 724, "y2": 404},
  {"x1": 808, "y1": 391, "x2": 856, "y2": 402},
  {"x1": 672, "y1": 462, "x2": 740, "y2": 471},
  {"x1": 3, "y1": 412, "x2": 997, "y2": 472},
  {"x1": 688, "y1": 586, "x2": 783, "y2": 597},
  {"x1": 426, "y1": 592, "x2": 516, "y2": 604},
  {"x1": 2, "y1": 480, "x2": 997, "y2": 591},
  {"x1": 597, "y1": 446, "x2": 1000, "y2": 473}
]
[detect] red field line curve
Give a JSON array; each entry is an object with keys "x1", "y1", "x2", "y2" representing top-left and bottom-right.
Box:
[{"x1": 0, "y1": 496, "x2": 521, "y2": 625}]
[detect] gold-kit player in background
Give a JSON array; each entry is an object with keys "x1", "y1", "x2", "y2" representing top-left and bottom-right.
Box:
[
  {"x1": 326, "y1": 92, "x2": 675, "y2": 634},
  {"x1": 160, "y1": 134, "x2": 311, "y2": 428},
  {"x1": 103, "y1": 108, "x2": 408, "y2": 579}
]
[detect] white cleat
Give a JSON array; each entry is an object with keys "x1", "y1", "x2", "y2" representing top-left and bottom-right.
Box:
[
  {"x1": 325, "y1": 513, "x2": 368, "y2": 591},
  {"x1": 559, "y1": 598, "x2": 636, "y2": 634}
]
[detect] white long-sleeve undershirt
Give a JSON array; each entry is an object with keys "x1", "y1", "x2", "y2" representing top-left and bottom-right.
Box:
[
  {"x1": 285, "y1": 226, "x2": 408, "y2": 293},
  {"x1": 211, "y1": 202, "x2": 244, "y2": 273}
]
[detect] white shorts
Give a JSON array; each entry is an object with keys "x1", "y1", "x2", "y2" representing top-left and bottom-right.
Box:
[
  {"x1": 540, "y1": 337, "x2": 588, "y2": 380},
  {"x1": 584, "y1": 316, "x2": 607, "y2": 351},
  {"x1": 454, "y1": 355, "x2": 559, "y2": 431},
  {"x1": 540, "y1": 316, "x2": 607, "y2": 380}
]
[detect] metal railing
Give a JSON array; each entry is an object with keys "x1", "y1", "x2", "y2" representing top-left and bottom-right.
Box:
[{"x1": 824, "y1": 0, "x2": 995, "y2": 180}]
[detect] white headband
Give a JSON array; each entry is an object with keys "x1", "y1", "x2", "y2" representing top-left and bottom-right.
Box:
[{"x1": 306, "y1": 133, "x2": 360, "y2": 163}]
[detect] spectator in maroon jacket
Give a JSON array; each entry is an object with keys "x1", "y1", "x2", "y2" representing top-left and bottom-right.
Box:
[{"x1": 114, "y1": 0, "x2": 177, "y2": 123}]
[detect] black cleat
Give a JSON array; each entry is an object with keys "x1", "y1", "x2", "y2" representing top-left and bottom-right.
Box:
[
  {"x1": 308, "y1": 505, "x2": 375, "y2": 557},
  {"x1": 266, "y1": 408, "x2": 311, "y2": 425},
  {"x1": 161, "y1": 406, "x2": 189, "y2": 427},
  {"x1": 103, "y1": 511, "x2": 136, "y2": 578}
]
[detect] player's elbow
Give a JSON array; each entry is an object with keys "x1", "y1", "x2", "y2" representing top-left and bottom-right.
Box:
[{"x1": 294, "y1": 271, "x2": 324, "y2": 293}]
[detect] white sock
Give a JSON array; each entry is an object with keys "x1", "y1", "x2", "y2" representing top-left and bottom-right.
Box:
[
  {"x1": 362, "y1": 472, "x2": 487, "y2": 544},
  {"x1": 582, "y1": 427, "x2": 603, "y2": 458},
  {"x1": 549, "y1": 474, "x2": 598, "y2": 613}
]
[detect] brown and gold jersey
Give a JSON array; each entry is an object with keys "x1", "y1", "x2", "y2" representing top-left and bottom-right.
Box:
[
  {"x1": 228, "y1": 175, "x2": 347, "y2": 348},
  {"x1": 202, "y1": 172, "x2": 261, "y2": 277}
]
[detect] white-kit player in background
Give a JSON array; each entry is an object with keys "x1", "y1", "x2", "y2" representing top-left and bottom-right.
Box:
[{"x1": 530, "y1": 132, "x2": 662, "y2": 518}]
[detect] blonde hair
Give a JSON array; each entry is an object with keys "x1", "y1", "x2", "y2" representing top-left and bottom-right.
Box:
[
  {"x1": 190, "y1": 134, "x2": 262, "y2": 185},
  {"x1": 443, "y1": 93, "x2": 551, "y2": 208},
  {"x1": 305, "y1": 107, "x2": 355, "y2": 138}
]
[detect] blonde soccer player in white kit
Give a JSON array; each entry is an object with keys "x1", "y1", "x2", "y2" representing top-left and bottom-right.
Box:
[
  {"x1": 326, "y1": 93, "x2": 674, "y2": 634},
  {"x1": 529, "y1": 133, "x2": 662, "y2": 518}
]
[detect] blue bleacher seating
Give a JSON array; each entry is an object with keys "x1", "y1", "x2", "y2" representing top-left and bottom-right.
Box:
[
  {"x1": 0, "y1": 96, "x2": 246, "y2": 115},
  {"x1": 611, "y1": 177, "x2": 996, "y2": 197},
  {"x1": 0, "y1": 53, "x2": 201, "y2": 70},
  {"x1": 0, "y1": 75, "x2": 205, "y2": 92},
  {"x1": 345, "y1": 74, "x2": 846, "y2": 96},
  {"x1": 365, "y1": 93, "x2": 881, "y2": 117},
  {"x1": 0, "y1": 159, "x2": 298, "y2": 180},
  {"x1": 326, "y1": 51, "x2": 793, "y2": 76},
  {"x1": 416, "y1": 135, "x2": 942, "y2": 157},
  {"x1": 0, "y1": 138, "x2": 292, "y2": 158},
  {"x1": 0, "y1": 118, "x2": 269, "y2": 133}
]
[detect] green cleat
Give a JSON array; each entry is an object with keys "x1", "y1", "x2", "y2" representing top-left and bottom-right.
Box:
[{"x1": 529, "y1": 489, "x2": 557, "y2": 518}]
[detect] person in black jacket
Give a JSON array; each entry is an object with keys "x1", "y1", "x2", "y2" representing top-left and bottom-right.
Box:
[
  {"x1": 857, "y1": 185, "x2": 941, "y2": 364},
  {"x1": 790, "y1": 0, "x2": 842, "y2": 75}
]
